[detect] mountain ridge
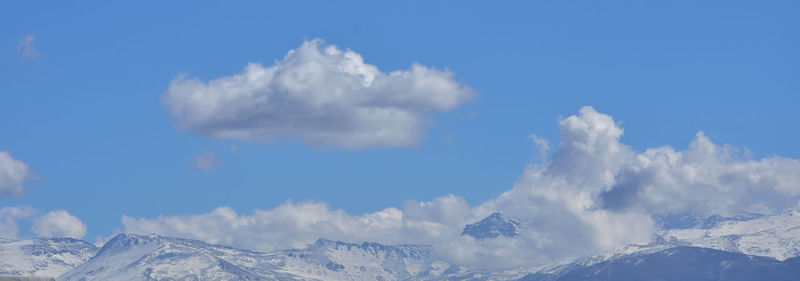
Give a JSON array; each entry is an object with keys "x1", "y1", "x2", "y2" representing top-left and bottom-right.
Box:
[{"x1": 3, "y1": 210, "x2": 800, "y2": 280}]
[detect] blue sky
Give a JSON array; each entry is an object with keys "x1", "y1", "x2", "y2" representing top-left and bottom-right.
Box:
[{"x1": 1, "y1": 0, "x2": 799, "y2": 245}]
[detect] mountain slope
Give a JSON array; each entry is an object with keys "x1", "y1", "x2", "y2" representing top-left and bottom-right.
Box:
[
  {"x1": 658, "y1": 209, "x2": 800, "y2": 260},
  {"x1": 520, "y1": 246, "x2": 800, "y2": 281},
  {"x1": 277, "y1": 239, "x2": 449, "y2": 280},
  {"x1": 0, "y1": 238, "x2": 97, "y2": 278},
  {"x1": 58, "y1": 234, "x2": 450, "y2": 281},
  {"x1": 57, "y1": 234, "x2": 291, "y2": 281}
]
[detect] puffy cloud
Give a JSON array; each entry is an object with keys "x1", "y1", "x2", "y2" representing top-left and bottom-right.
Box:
[
  {"x1": 162, "y1": 39, "x2": 476, "y2": 149},
  {"x1": 0, "y1": 151, "x2": 33, "y2": 198},
  {"x1": 17, "y1": 35, "x2": 40, "y2": 59},
  {"x1": 192, "y1": 151, "x2": 219, "y2": 171},
  {"x1": 0, "y1": 206, "x2": 36, "y2": 239},
  {"x1": 32, "y1": 210, "x2": 88, "y2": 239},
  {"x1": 599, "y1": 131, "x2": 800, "y2": 215},
  {"x1": 122, "y1": 106, "x2": 800, "y2": 270},
  {"x1": 463, "y1": 107, "x2": 653, "y2": 267}
]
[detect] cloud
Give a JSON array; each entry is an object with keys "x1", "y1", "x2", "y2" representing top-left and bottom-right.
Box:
[
  {"x1": 123, "y1": 195, "x2": 473, "y2": 251},
  {"x1": 0, "y1": 206, "x2": 36, "y2": 239},
  {"x1": 32, "y1": 210, "x2": 88, "y2": 239},
  {"x1": 122, "y1": 106, "x2": 800, "y2": 270},
  {"x1": 192, "y1": 151, "x2": 219, "y2": 171},
  {"x1": 162, "y1": 39, "x2": 476, "y2": 149},
  {"x1": 529, "y1": 134, "x2": 550, "y2": 162},
  {"x1": 599, "y1": 131, "x2": 800, "y2": 215},
  {"x1": 0, "y1": 151, "x2": 33, "y2": 198},
  {"x1": 466, "y1": 107, "x2": 653, "y2": 267},
  {"x1": 17, "y1": 35, "x2": 40, "y2": 59}
]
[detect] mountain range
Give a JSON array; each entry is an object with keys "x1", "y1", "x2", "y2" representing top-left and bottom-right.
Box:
[{"x1": 2, "y1": 210, "x2": 800, "y2": 280}]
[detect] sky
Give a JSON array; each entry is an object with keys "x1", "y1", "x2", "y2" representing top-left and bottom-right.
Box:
[{"x1": 1, "y1": 0, "x2": 799, "y2": 268}]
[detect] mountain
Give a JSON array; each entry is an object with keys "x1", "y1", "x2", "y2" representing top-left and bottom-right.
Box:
[
  {"x1": 653, "y1": 213, "x2": 764, "y2": 230},
  {"x1": 0, "y1": 237, "x2": 97, "y2": 278},
  {"x1": 657, "y1": 209, "x2": 800, "y2": 260},
  {"x1": 58, "y1": 234, "x2": 453, "y2": 281},
  {"x1": 58, "y1": 233, "x2": 296, "y2": 281},
  {"x1": 280, "y1": 238, "x2": 447, "y2": 280},
  {"x1": 3, "y1": 210, "x2": 800, "y2": 280},
  {"x1": 461, "y1": 212, "x2": 523, "y2": 239},
  {"x1": 520, "y1": 247, "x2": 800, "y2": 281}
]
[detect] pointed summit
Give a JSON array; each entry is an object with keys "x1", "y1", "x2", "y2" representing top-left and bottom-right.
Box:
[{"x1": 461, "y1": 212, "x2": 523, "y2": 239}]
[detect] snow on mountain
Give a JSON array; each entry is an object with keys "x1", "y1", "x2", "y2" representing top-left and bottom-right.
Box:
[
  {"x1": 57, "y1": 233, "x2": 294, "y2": 281},
  {"x1": 58, "y1": 234, "x2": 455, "y2": 281},
  {"x1": 277, "y1": 239, "x2": 451, "y2": 280},
  {"x1": 512, "y1": 209, "x2": 800, "y2": 279},
  {"x1": 653, "y1": 213, "x2": 764, "y2": 230},
  {"x1": 5, "y1": 210, "x2": 800, "y2": 280},
  {"x1": 521, "y1": 246, "x2": 800, "y2": 281},
  {"x1": 0, "y1": 238, "x2": 97, "y2": 278},
  {"x1": 658, "y1": 209, "x2": 800, "y2": 260},
  {"x1": 562, "y1": 209, "x2": 800, "y2": 270},
  {"x1": 461, "y1": 213, "x2": 523, "y2": 239}
]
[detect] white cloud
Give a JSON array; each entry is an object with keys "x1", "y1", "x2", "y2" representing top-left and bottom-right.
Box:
[
  {"x1": 162, "y1": 39, "x2": 476, "y2": 149},
  {"x1": 17, "y1": 35, "x2": 40, "y2": 59},
  {"x1": 192, "y1": 151, "x2": 219, "y2": 171},
  {"x1": 32, "y1": 210, "x2": 87, "y2": 239},
  {"x1": 123, "y1": 195, "x2": 473, "y2": 251},
  {"x1": 122, "y1": 106, "x2": 800, "y2": 269},
  {"x1": 599, "y1": 131, "x2": 800, "y2": 215},
  {"x1": 0, "y1": 151, "x2": 33, "y2": 198},
  {"x1": 0, "y1": 206, "x2": 36, "y2": 239},
  {"x1": 466, "y1": 107, "x2": 653, "y2": 267}
]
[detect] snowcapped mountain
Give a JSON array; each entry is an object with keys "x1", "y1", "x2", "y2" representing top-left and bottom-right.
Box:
[
  {"x1": 0, "y1": 237, "x2": 97, "y2": 278},
  {"x1": 58, "y1": 233, "x2": 310, "y2": 281},
  {"x1": 461, "y1": 212, "x2": 523, "y2": 239},
  {"x1": 653, "y1": 212, "x2": 764, "y2": 230},
  {"x1": 3, "y1": 209, "x2": 800, "y2": 280},
  {"x1": 521, "y1": 246, "x2": 800, "y2": 281},
  {"x1": 279, "y1": 239, "x2": 451, "y2": 280},
  {"x1": 58, "y1": 234, "x2": 454, "y2": 281},
  {"x1": 58, "y1": 234, "x2": 266, "y2": 280},
  {"x1": 544, "y1": 208, "x2": 800, "y2": 276},
  {"x1": 657, "y1": 209, "x2": 800, "y2": 260}
]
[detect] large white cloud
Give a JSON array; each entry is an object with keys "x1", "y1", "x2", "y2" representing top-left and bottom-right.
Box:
[
  {"x1": 32, "y1": 210, "x2": 88, "y2": 239},
  {"x1": 123, "y1": 106, "x2": 800, "y2": 269},
  {"x1": 0, "y1": 151, "x2": 33, "y2": 198},
  {"x1": 599, "y1": 131, "x2": 800, "y2": 215},
  {"x1": 465, "y1": 106, "x2": 653, "y2": 267},
  {"x1": 162, "y1": 39, "x2": 476, "y2": 149}
]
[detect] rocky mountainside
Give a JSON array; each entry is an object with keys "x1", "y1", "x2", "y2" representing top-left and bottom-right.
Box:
[{"x1": 461, "y1": 212, "x2": 523, "y2": 239}]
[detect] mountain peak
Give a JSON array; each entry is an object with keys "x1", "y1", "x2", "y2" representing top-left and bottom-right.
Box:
[{"x1": 462, "y1": 212, "x2": 523, "y2": 239}]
